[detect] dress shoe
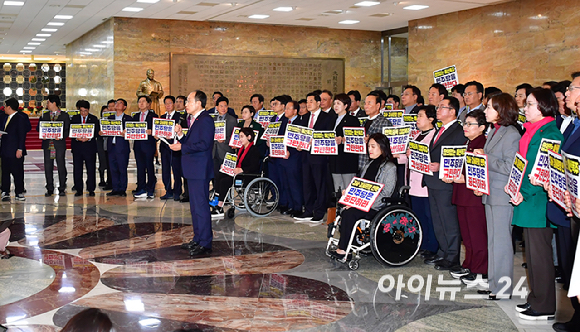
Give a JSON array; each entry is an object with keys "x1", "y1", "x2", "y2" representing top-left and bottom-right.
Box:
[
  {"x1": 173, "y1": 195, "x2": 181, "y2": 201},
  {"x1": 434, "y1": 260, "x2": 456, "y2": 271},
  {"x1": 107, "y1": 191, "x2": 119, "y2": 196},
  {"x1": 45, "y1": 191, "x2": 53, "y2": 197},
  {"x1": 180, "y1": 197, "x2": 189, "y2": 203},
  {"x1": 180, "y1": 240, "x2": 199, "y2": 250},
  {"x1": 189, "y1": 245, "x2": 212, "y2": 256},
  {"x1": 58, "y1": 190, "x2": 66, "y2": 196},
  {"x1": 477, "y1": 290, "x2": 491, "y2": 295},
  {"x1": 424, "y1": 256, "x2": 444, "y2": 265},
  {"x1": 278, "y1": 205, "x2": 288, "y2": 213},
  {"x1": 103, "y1": 185, "x2": 113, "y2": 190},
  {"x1": 281, "y1": 208, "x2": 293, "y2": 215},
  {"x1": 553, "y1": 321, "x2": 580, "y2": 332},
  {"x1": 420, "y1": 250, "x2": 437, "y2": 258},
  {"x1": 119, "y1": 192, "x2": 127, "y2": 197},
  {"x1": 160, "y1": 194, "x2": 172, "y2": 200},
  {"x1": 98, "y1": 181, "x2": 107, "y2": 187},
  {"x1": 75, "y1": 192, "x2": 82, "y2": 197},
  {"x1": 88, "y1": 192, "x2": 95, "y2": 197}
]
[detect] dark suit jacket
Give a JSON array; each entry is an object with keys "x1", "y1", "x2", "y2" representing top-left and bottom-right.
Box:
[
  {"x1": 106, "y1": 113, "x2": 133, "y2": 154},
  {"x1": 212, "y1": 113, "x2": 237, "y2": 161},
  {"x1": 277, "y1": 115, "x2": 306, "y2": 168},
  {"x1": 330, "y1": 114, "x2": 361, "y2": 174},
  {"x1": 159, "y1": 111, "x2": 182, "y2": 153},
  {"x1": 132, "y1": 110, "x2": 157, "y2": 151},
  {"x1": 423, "y1": 121, "x2": 466, "y2": 190},
  {"x1": 302, "y1": 110, "x2": 334, "y2": 164},
  {"x1": 38, "y1": 109, "x2": 71, "y2": 150},
  {"x1": 0, "y1": 112, "x2": 28, "y2": 158},
  {"x1": 180, "y1": 110, "x2": 215, "y2": 180},
  {"x1": 70, "y1": 114, "x2": 100, "y2": 153},
  {"x1": 350, "y1": 108, "x2": 366, "y2": 118}
]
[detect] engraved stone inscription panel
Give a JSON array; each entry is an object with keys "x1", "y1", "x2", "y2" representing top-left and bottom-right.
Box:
[{"x1": 171, "y1": 54, "x2": 344, "y2": 112}]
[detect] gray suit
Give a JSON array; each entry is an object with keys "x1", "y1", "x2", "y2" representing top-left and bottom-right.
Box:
[
  {"x1": 458, "y1": 105, "x2": 483, "y2": 124},
  {"x1": 482, "y1": 125, "x2": 521, "y2": 295}
]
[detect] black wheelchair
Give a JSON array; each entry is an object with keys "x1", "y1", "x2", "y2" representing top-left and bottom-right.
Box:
[
  {"x1": 325, "y1": 186, "x2": 423, "y2": 270},
  {"x1": 213, "y1": 156, "x2": 279, "y2": 219}
]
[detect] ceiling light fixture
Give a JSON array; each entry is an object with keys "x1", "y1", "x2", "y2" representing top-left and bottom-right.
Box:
[
  {"x1": 122, "y1": 7, "x2": 144, "y2": 12},
  {"x1": 28, "y1": 42, "x2": 41, "y2": 45},
  {"x1": 403, "y1": 5, "x2": 429, "y2": 10},
  {"x1": 273, "y1": 7, "x2": 293, "y2": 12},
  {"x1": 248, "y1": 14, "x2": 269, "y2": 19},
  {"x1": 339, "y1": 20, "x2": 360, "y2": 24},
  {"x1": 23, "y1": 46, "x2": 35, "y2": 49},
  {"x1": 41, "y1": 28, "x2": 58, "y2": 32},
  {"x1": 137, "y1": 0, "x2": 160, "y2": 3},
  {"x1": 31, "y1": 38, "x2": 46, "y2": 41},
  {"x1": 20, "y1": 50, "x2": 32, "y2": 53},
  {"x1": 36, "y1": 34, "x2": 51, "y2": 37},
  {"x1": 4, "y1": 1, "x2": 24, "y2": 6},
  {"x1": 355, "y1": 1, "x2": 380, "y2": 6},
  {"x1": 47, "y1": 22, "x2": 65, "y2": 26},
  {"x1": 54, "y1": 15, "x2": 73, "y2": 19}
]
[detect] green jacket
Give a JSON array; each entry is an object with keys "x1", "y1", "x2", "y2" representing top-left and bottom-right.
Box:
[{"x1": 512, "y1": 120, "x2": 563, "y2": 228}]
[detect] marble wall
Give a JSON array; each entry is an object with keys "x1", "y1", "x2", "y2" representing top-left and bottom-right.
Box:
[
  {"x1": 111, "y1": 18, "x2": 381, "y2": 113},
  {"x1": 408, "y1": 0, "x2": 580, "y2": 95},
  {"x1": 66, "y1": 19, "x2": 114, "y2": 115}
]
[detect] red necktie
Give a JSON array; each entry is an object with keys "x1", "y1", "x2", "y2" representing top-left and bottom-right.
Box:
[
  {"x1": 141, "y1": 112, "x2": 145, "y2": 122},
  {"x1": 309, "y1": 114, "x2": 315, "y2": 128},
  {"x1": 434, "y1": 127, "x2": 445, "y2": 145},
  {"x1": 82, "y1": 117, "x2": 86, "y2": 124}
]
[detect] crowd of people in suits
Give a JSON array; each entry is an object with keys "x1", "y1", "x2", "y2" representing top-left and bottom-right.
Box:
[{"x1": 2, "y1": 73, "x2": 580, "y2": 331}]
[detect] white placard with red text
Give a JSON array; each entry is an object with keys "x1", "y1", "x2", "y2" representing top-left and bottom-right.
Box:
[
  {"x1": 283, "y1": 124, "x2": 313, "y2": 151},
  {"x1": 39, "y1": 121, "x2": 63, "y2": 139},
  {"x1": 549, "y1": 150, "x2": 567, "y2": 209},
  {"x1": 383, "y1": 126, "x2": 412, "y2": 154},
  {"x1": 564, "y1": 152, "x2": 580, "y2": 218},
  {"x1": 338, "y1": 177, "x2": 385, "y2": 213},
  {"x1": 439, "y1": 145, "x2": 467, "y2": 180},
  {"x1": 214, "y1": 120, "x2": 226, "y2": 141},
  {"x1": 124, "y1": 122, "x2": 147, "y2": 140},
  {"x1": 530, "y1": 138, "x2": 561, "y2": 185},
  {"x1": 408, "y1": 140, "x2": 432, "y2": 175},
  {"x1": 506, "y1": 152, "x2": 528, "y2": 200},
  {"x1": 70, "y1": 124, "x2": 95, "y2": 139},
  {"x1": 311, "y1": 131, "x2": 337, "y2": 155},
  {"x1": 219, "y1": 152, "x2": 237, "y2": 177},
  {"x1": 343, "y1": 127, "x2": 366, "y2": 154},
  {"x1": 152, "y1": 119, "x2": 175, "y2": 139},
  {"x1": 465, "y1": 152, "x2": 489, "y2": 195},
  {"x1": 269, "y1": 136, "x2": 286, "y2": 158}
]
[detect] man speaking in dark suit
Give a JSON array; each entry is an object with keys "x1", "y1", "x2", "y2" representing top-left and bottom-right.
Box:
[
  {"x1": 70, "y1": 100, "x2": 100, "y2": 196},
  {"x1": 294, "y1": 92, "x2": 334, "y2": 223},
  {"x1": 423, "y1": 96, "x2": 466, "y2": 270},
  {"x1": 0, "y1": 98, "x2": 29, "y2": 201},
  {"x1": 38, "y1": 94, "x2": 70, "y2": 196},
  {"x1": 171, "y1": 91, "x2": 215, "y2": 256}
]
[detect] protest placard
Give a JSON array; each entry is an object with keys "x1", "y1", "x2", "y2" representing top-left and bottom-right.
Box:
[
  {"x1": 506, "y1": 152, "x2": 528, "y2": 200},
  {"x1": 229, "y1": 127, "x2": 259, "y2": 148},
  {"x1": 465, "y1": 152, "x2": 489, "y2": 195},
  {"x1": 343, "y1": 127, "x2": 366, "y2": 154},
  {"x1": 384, "y1": 103, "x2": 393, "y2": 111},
  {"x1": 564, "y1": 152, "x2": 580, "y2": 218},
  {"x1": 102, "y1": 111, "x2": 116, "y2": 118},
  {"x1": 255, "y1": 110, "x2": 277, "y2": 128},
  {"x1": 339, "y1": 177, "x2": 385, "y2": 212},
  {"x1": 70, "y1": 124, "x2": 95, "y2": 139},
  {"x1": 530, "y1": 138, "x2": 561, "y2": 185},
  {"x1": 383, "y1": 126, "x2": 412, "y2": 154},
  {"x1": 261, "y1": 122, "x2": 281, "y2": 141},
  {"x1": 433, "y1": 65, "x2": 459, "y2": 90},
  {"x1": 517, "y1": 113, "x2": 526, "y2": 126},
  {"x1": 219, "y1": 152, "x2": 237, "y2": 177},
  {"x1": 311, "y1": 131, "x2": 337, "y2": 155},
  {"x1": 382, "y1": 110, "x2": 404, "y2": 126},
  {"x1": 403, "y1": 114, "x2": 420, "y2": 138},
  {"x1": 67, "y1": 110, "x2": 79, "y2": 118},
  {"x1": 549, "y1": 150, "x2": 567, "y2": 209},
  {"x1": 152, "y1": 119, "x2": 175, "y2": 139},
  {"x1": 284, "y1": 124, "x2": 313, "y2": 150},
  {"x1": 358, "y1": 117, "x2": 368, "y2": 127},
  {"x1": 131, "y1": 111, "x2": 139, "y2": 118},
  {"x1": 439, "y1": 145, "x2": 467, "y2": 180},
  {"x1": 214, "y1": 120, "x2": 226, "y2": 140},
  {"x1": 124, "y1": 122, "x2": 147, "y2": 140},
  {"x1": 269, "y1": 136, "x2": 286, "y2": 158},
  {"x1": 408, "y1": 140, "x2": 432, "y2": 175},
  {"x1": 39, "y1": 121, "x2": 63, "y2": 139},
  {"x1": 100, "y1": 119, "x2": 123, "y2": 136}
]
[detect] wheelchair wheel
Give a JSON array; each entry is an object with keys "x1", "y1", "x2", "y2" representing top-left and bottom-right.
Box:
[
  {"x1": 370, "y1": 205, "x2": 422, "y2": 266},
  {"x1": 243, "y1": 178, "x2": 278, "y2": 217}
]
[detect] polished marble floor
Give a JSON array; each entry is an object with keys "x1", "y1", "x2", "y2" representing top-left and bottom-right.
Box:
[{"x1": 0, "y1": 151, "x2": 575, "y2": 331}]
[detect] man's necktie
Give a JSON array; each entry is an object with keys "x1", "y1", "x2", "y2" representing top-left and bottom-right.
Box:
[
  {"x1": 433, "y1": 127, "x2": 445, "y2": 145},
  {"x1": 309, "y1": 114, "x2": 315, "y2": 129}
]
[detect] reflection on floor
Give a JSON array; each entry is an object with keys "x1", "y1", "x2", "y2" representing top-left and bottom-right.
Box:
[{"x1": 0, "y1": 152, "x2": 574, "y2": 331}]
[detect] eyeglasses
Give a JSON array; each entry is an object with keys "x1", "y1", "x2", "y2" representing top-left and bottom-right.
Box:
[
  {"x1": 463, "y1": 92, "x2": 476, "y2": 97},
  {"x1": 463, "y1": 122, "x2": 479, "y2": 127},
  {"x1": 438, "y1": 106, "x2": 455, "y2": 110},
  {"x1": 567, "y1": 85, "x2": 580, "y2": 92}
]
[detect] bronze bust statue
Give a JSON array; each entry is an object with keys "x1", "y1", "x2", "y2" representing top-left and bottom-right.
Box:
[{"x1": 136, "y1": 69, "x2": 164, "y2": 115}]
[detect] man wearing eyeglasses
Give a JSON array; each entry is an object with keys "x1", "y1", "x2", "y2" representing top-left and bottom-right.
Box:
[
  {"x1": 423, "y1": 96, "x2": 466, "y2": 272},
  {"x1": 459, "y1": 81, "x2": 484, "y2": 124},
  {"x1": 401, "y1": 85, "x2": 422, "y2": 114}
]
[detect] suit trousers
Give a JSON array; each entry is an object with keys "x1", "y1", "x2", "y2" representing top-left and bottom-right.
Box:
[
  {"x1": 280, "y1": 163, "x2": 303, "y2": 212},
  {"x1": 160, "y1": 148, "x2": 182, "y2": 198},
  {"x1": 188, "y1": 178, "x2": 212, "y2": 249},
  {"x1": 523, "y1": 227, "x2": 556, "y2": 313},
  {"x1": 410, "y1": 195, "x2": 438, "y2": 253},
  {"x1": 97, "y1": 139, "x2": 111, "y2": 184},
  {"x1": 485, "y1": 204, "x2": 514, "y2": 295},
  {"x1": 268, "y1": 159, "x2": 287, "y2": 207},
  {"x1": 427, "y1": 188, "x2": 460, "y2": 264},
  {"x1": 108, "y1": 144, "x2": 129, "y2": 192},
  {"x1": 72, "y1": 148, "x2": 96, "y2": 193},
  {"x1": 303, "y1": 162, "x2": 329, "y2": 219},
  {"x1": 1, "y1": 156, "x2": 24, "y2": 195},
  {"x1": 134, "y1": 144, "x2": 156, "y2": 193},
  {"x1": 457, "y1": 205, "x2": 488, "y2": 274},
  {"x1": 43, "y1": 145, "x2": 67, "y2": 192}
]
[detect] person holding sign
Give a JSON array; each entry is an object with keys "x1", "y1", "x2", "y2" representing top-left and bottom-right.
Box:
[
  {"x1": 331, "y1": 133, "x2": 396, "y2": 260},
  {"x1": 170, "y1": 91, "x2": 215, "y2": 256},
  {"x1": 212, "y1": 96, "x2": 237, "y2": 204},
  {"x1": 510, "y1": 88, "x2": 562, "y2": 320},
  {"x1": 212, "y1": 128, "x2": 261, "y2": 218},
  {"x1": 358, "y1": 91, "x2": 393, "y2": 172},
  {"x1": 330, "y1": 93, "x2": 361, "y2": 192},
  {"x1": 423, "y1": 96, "x2": 466, "y2": 270},
  {"x1": 158, "y1": 96, "x2": 183, "y2": 201},
  {"x1": 70, "y1": 100, "x2": 100, "y2": 197},
  {"x1": 102, "y1": 99, "x2": 133, "y2": 197},
  {"x1": 0, "y1": 98, "x2": 29, "y2": 202},
  {"x1": 442, "y1": 110, "x2": 488, "y2": 280},
  {"x1": 97, "y1": 101, "x2": 115, "y2": 189},
  {"x1": 38, "y1": 94, "x2": 70, "y2": 196},
  {"x1": 236, "y1": 105, "x2": 265, "y2": 157},
  {"x1": 467, "y1": 93, "x2": 522, "y2": 298},
  {"x1": 132, "y1": 96, "x2": 158, "y2": 199}
]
